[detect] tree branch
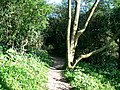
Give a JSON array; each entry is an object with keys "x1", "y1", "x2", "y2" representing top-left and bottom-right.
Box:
[
  {"x1": 71, "y1": 0, "x2": 81, "y2": 46},
  {"x1": 72, "y1": 32, "x2": 120, "y2": 69},
  {"x1": 74, "y1": 0, "x2": 100, "y2": 48},
  {"x1": 77, "y1": 0, "x2": 100, "y2": 36}
]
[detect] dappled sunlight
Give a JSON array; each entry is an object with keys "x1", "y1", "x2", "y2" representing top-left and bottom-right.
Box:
[{"x1": 64, "y1": 62, "x2": 120, "y2": 90}]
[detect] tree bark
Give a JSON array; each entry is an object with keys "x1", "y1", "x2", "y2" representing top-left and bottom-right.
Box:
[
  {"x1": 66, "y1": 0, "x2": 100, "y2": 69},
  {"x1": 69, "y1": 0, "x2": 81, "y2": 68},
  {"x1": 67, "y1": 0, "x2": 72, "y2": 68}
]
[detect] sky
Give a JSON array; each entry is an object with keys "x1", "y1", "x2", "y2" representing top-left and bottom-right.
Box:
[{"x1": 47, "y1": 0, "x2": 62, "y2": 4}]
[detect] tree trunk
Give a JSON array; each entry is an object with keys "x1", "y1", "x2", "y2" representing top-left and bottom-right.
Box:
[
  {"x1": 66, "y1": 0, "x2": 72, "y2": 68},
  {"x1": 66, "y1": 0, "x2": 100, "y2": 69}
]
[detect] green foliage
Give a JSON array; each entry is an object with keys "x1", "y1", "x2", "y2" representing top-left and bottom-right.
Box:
[
  {"x1": 0, "y1": 46, "x2": 3, "y2": 55},
  {"x1": 114, "y1": 0, "x2": 120, "y2": 8},
  {"x1": 75, "y1": 0, "x2": 120, "y2": 65},
  {"x1": 0, "y1": 48, "x2": 52, "y2": 90},
  {"x1": 64, "y1": 62, "x2": 120, "y2": 90},
  {"x1": 29, "y1": 49, "x2": 53, "y2": 65},
  {"x1": 0, "y1": 0, "x2": 53, "y2": 50},
  {"x1": 44, "y1": 4, "x2": 68, "y2": 57}
]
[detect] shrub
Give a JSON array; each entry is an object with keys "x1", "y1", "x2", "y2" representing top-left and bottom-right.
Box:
[
  {"x1": 64, "y1": 62, "x2": 120, "y2": 90},
  {"x1": 0, "y1": 48, "x2": 52, "y2": 90}
]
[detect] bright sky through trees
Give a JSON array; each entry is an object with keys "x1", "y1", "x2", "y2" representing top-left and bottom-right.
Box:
[{"x1": 47, "y1": 0, "x2": 62, "y2": 4}]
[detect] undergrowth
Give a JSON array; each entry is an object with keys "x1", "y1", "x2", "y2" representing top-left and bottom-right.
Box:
[
  {"x1": 64, "y1": 61, "x2": 120, "y2": 90},
  {"x1": 0, "y1": 47, "x2": 52, "y2": 90}
]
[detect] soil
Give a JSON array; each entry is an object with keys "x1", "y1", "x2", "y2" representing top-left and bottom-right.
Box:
[{"x1": 47, "y1": 56, "x2": 71, "y2": 90}]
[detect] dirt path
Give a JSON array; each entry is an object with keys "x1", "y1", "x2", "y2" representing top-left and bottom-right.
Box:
[{"x1": 47, "y1": 56, "x2": 71, "y2": 90}]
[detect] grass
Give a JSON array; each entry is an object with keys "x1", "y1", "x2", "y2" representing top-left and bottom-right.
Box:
[
  {"x1": 0, "y1": 48, "x2": 52, "y2": 90},
  {"x1": 64, "y1": 61, "x2": 120, "y2": 90}
]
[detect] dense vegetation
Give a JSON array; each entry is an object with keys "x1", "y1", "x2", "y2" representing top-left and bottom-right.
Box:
[
  {"x1": 0, "y1": 46, "x2": 52, "y2": 90},
  {"x1": 64, "y1": 60, "x2": 120, "y2": 90},
  {"x1": 0, "y1": 0, "x2": 120, "y2": 89},
  {"x1": 0, "y1": 0, "x2": 52, "y2": 51},
  {"x1": 44, "y1": 0, "x2": 120, "y2": 89},
  {"x1": 0, "y1": 0, "x2": 53, "y2": 89}
]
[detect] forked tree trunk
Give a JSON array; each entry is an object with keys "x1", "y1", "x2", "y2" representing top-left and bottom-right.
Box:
[
  {"x1": 66, "y1": 0, "x2": 114, "y2": 69},
  {"x1": 66, "y1": 0, "x2": 100, "y2": 68},
  {"x1": 67, "y1": 0, "x2": 82, "y2": 68}
]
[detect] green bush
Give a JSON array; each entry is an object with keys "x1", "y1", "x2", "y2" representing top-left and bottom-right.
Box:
[
  {"x1": 64, "y1": 62, "x2": 120, "y2": 90},
  {"x1": 0, "y1": 48, "x2": 52, "y2": 90},
  {"x1": 0, "y1": 0, "x2": 52, "y2": 50}
]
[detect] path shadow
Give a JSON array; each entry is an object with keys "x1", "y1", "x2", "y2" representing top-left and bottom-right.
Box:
[{"x1": 50, "y1": 56, "x2": 65, "y2": 70}]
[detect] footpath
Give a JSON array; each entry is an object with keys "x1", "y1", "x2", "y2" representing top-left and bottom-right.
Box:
[{"x1": 47, "y1": 56, "x2": 71, "y2": 90}]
